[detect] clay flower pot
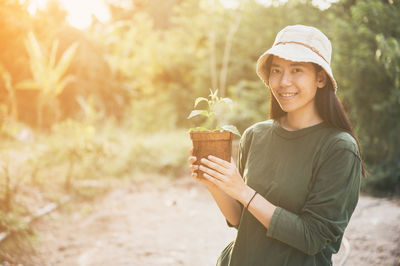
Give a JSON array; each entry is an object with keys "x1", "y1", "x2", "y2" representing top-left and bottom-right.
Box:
[{"x1": 190, "y1": 130, "x2": 234, "y2": 178}]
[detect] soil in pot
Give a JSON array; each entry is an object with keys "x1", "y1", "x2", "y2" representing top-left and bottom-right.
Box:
[{"x1": 190, "y1": 130, "x2": 234, "y2": 178}]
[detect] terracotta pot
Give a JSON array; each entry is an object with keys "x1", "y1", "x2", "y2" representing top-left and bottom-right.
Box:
[{"x1": 190, "y1": 130, "x2": 234, "y2": 178}]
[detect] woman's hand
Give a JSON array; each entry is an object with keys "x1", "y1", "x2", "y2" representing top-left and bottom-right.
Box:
[
  {"x1": 199, "y1": 155, "x2": 251, "y2": 204},
  {"x1": 188, "y1": 150, "x2": 216, "y2": 188}
]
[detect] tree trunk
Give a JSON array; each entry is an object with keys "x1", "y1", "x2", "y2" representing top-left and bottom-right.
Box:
[
  {"x1": 219, "y1": 0, "x2": 247, "y2": 97},
  {"x1": 209, "y1": 31, "x2": 218, "y2": 90}
]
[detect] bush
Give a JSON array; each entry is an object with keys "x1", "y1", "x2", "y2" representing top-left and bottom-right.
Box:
[{"x1": 329, "y1": 0, "x2": 400, "y2": 194}]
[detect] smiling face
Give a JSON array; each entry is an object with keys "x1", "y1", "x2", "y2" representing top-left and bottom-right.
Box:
[{"x1": 268, "y1": 56, "x2": 327, "y2": 117}]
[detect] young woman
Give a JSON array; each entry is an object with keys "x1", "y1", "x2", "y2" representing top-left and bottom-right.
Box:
[{"x1": 189, "y1": 25, "x2": 364, "y2": 266}]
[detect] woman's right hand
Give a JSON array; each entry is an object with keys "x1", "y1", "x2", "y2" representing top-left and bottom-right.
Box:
[{"x1": 188, "y1": 149, "x2": 216, "y2": 188}]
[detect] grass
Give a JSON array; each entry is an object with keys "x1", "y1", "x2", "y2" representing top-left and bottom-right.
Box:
[{"x1": 0, "y1": 117, "x2": 192, "y2": 242}]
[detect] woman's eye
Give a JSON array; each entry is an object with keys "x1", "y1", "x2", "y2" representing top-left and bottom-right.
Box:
[
  {"x1": 293, "y1": 68, "x2": 302, "y2": 73},
  {"x1": 271, "y1": 69, "x2": 280, "y2": 74}
]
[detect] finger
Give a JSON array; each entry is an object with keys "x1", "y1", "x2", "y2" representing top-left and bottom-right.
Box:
[
  {"x1": 201, "y1": 158, "x2": 228, "y2": 175},
  {"x1": 230, "y1": 157, "x2": 236, "y2": 166},
  {"x1": 192, "y1": 172, "x2": 203, "y2": 184},
  {"x1": 199, "y1": 165, "x2": 226, "y2": 181},
  {"x1": 207, "y1": 155, "x2": 231, "y2": 168},
  {"x1": 189, "y1": 164, "x2": 199, "y2": 172},
  {"x1": 203, "y1": 172, "x2": 223, "y2": 187},
  {"x1": 191, "y1": 172, "x2": 215, "y2": 187},
  {"x1": 188, "y1": 156, "x2": 197, "y2": 164},
  {"x1": 190, "y1": 148, "x2": 193, "y2": 156}
]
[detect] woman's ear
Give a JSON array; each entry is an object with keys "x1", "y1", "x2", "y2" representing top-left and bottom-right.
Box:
[{"x1": 316, "y1": 70, "x2": 327, "y2": 88}]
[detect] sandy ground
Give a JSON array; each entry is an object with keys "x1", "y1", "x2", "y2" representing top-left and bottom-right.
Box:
[{"x1": 2, "y1": 177, "x2": 400, "y2": 266}]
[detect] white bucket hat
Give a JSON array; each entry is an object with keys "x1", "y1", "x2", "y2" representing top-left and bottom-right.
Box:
[{"x1": 256, "y1": 25, "x2": 337, "y2": 92}]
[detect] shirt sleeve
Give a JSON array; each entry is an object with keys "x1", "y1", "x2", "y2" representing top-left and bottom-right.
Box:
[{"x1": 266, "y1": 142, "x2": 362, "y2": 255}]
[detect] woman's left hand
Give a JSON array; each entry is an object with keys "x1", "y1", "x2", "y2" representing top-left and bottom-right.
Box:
[{"x1": 199, "y1": 155, "x2": 249, "y2": 203}]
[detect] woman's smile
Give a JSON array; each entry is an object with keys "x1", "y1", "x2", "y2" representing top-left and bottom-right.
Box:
[
  {"x1": 277, "y1": 91, "x2": 298, "y2": 99},
  {"x1": 268, "y1": 56, "x2": 326, "y2": 115}
]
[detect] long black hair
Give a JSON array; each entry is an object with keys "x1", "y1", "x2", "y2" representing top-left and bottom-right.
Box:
[{"x1": 265, "y1": 56, "x2": 366, "y2": 176}]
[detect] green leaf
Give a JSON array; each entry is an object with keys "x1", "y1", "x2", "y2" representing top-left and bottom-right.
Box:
[
  {"x1": 194, "y1": 97, "x2": 209, "y2": 107},
  {"x1": 221, "y1": 125, "x2": 241, "y2": 137},
  {"x1": 49, "y1": 39, "x2": 59, "y2": 70},
  {"x1": 209, "y1": 88, "x2": 214, "y2": 96},
  {"x1": 187, "y1": 109, "x2": 208, "y2": 119},
  {"x1": 15, "y1": 80, "x2": 41, "y2": 90},
  {"x1": 53, "y1": 42, "x2": 79, "y2": 81},
  {"x1": 209, "y1": 89, "x2": 218, "y2": 98},
  {"x1": 213, "y1": 89, "x2": 219, "y2": 98},
  {"x1": 54, "y1": 75, "x2": 76, "y2": 95},
  {"x1": 220, "y1": 97, "x2": 233, "y2": 105}
]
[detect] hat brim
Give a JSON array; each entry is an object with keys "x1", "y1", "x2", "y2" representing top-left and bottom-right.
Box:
[{"x1": 256, "y1": 43, "x2": 337, "y2": 91}]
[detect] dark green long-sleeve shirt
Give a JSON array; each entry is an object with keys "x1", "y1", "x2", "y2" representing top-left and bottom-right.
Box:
[{"x1": 217, "y1": 120, "x2": 361, "y2": 266}]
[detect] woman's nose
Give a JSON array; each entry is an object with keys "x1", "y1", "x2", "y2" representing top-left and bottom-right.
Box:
[{"x1": 280, "y1": 71, "x2": 292, "y2": 87}]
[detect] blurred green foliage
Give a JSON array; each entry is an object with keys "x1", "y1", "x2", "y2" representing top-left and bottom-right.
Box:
[
  {"x1": 17, "y1": 32, "x2": 79, "y2": 128},
  {"x1": 329, "y1": 0, "x2": 400, "y2": 194}
]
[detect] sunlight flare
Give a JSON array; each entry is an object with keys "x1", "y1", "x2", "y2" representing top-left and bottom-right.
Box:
[{"x1": 28, "y1": 0, "x2": 110, "y2": 29}]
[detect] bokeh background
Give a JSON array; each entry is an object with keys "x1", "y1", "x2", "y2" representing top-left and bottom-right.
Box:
[{"x1": 0, "y1": 0, "x2": 399, "y2": 263}]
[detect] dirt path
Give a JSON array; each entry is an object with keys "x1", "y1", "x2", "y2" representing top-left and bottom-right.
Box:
[{"x1": 6, "y1": 178, "x2": 400, "y2": 266}]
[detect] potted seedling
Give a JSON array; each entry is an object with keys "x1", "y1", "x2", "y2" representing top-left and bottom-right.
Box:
[{"x1": 188, "y1": 89, "x2": 241, "y2": 178}]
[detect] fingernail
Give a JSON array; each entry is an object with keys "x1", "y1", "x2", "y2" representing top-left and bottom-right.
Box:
[
  {"x1": 208, "y1": 155, "x2": 214, "y2": 159},
  {"x1": 201, "y1": 158, "x2": 206, "y2": 163}
]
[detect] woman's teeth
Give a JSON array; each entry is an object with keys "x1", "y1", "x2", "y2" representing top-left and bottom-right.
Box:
[{"x1": 280, "y1": 93, "x2": 297, "y2": 97}]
